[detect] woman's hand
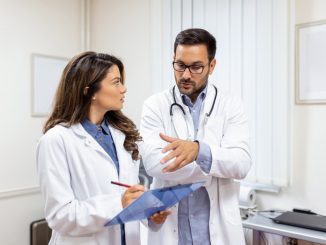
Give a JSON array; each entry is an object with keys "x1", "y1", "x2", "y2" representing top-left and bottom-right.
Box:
[
  {"x1": 121, "y1": 185, "x2": 145, "y2": 208},
  {"x1": 149, "y1": 210, "x2": 171, "y2": 224}
]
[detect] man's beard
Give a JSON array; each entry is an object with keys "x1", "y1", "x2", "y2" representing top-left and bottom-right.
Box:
[
  {"x1": 177, "y1": 78, "x2": 196, "y2": 95},
  {"x1": 176, "y1": 71, "x2": 209, "y2": 97}
]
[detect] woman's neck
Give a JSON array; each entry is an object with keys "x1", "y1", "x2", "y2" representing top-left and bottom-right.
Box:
[{"x1": 88, "y1": 106, "x2": 106, "y2": 125}]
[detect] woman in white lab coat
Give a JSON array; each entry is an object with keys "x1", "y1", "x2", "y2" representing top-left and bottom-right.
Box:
[{"x1": 37, "y1": 51, "x2": 168, "y2": 245}]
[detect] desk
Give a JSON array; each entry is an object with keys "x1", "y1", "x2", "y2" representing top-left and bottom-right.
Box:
[{"x1": 242, "y1": 214, "x2": 326, "y2": 245}]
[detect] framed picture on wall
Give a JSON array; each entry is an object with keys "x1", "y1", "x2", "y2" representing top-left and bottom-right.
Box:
[
  {"x1": 295, "y1": 20, "x2": 326, "y2": 104},
  {"x1": 31, "y1": 54, "x2": 69, "y2": 117}
]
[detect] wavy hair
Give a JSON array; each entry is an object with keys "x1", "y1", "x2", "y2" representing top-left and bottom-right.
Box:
[{"x1": 44, "y1": 51, "x2": 141, "y2": 160}]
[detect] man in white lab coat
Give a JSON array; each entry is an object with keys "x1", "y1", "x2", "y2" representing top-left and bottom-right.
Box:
[{"x1": 139, "y1": 28, "x2": 252, "y2": 245}]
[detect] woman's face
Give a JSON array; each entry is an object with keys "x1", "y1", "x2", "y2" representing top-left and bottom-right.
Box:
[{"x1": 92, "y1": 65, "x2": 126, "y2": 112}]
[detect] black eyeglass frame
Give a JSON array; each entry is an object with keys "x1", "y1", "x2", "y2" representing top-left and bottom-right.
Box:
[{"x1": 172, "y1": 61, "x2": 209, "y2": 74}]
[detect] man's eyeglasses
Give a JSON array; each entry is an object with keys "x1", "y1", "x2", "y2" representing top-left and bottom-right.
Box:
[{"x1": 172, "y1": 62, "x2": 208, "y2": 74}]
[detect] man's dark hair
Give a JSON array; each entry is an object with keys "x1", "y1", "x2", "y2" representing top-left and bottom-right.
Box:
[{"x1": 174, "y1": 28, "x2": 217, "y2": 61}]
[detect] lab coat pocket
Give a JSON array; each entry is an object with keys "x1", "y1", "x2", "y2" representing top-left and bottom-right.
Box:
[{"x1": 219, "y1": 179, "x2": 241, "y2": 225}]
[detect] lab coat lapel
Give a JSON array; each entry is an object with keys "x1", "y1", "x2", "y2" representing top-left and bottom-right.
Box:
[
  {"x1": 202, "y1": 83, "x2": 216, "y2": 122},
  {"x1": 71, "y1": 123, "x2": 118, "y2": 166},
  {"x1": 172, "y1": 88, "x2": 192, "y2": 140},
  {"x1": 171, "y1": 106, "x2": 189, "y2": 140},
  {"x1": 198, "y1": 83, "x2": 218, "y2": 139},
  {"x1": 109, "y1": 126, "x2": 130, "y2": 183}
]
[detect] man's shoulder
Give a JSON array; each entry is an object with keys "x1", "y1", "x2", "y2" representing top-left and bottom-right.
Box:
[
  {"x1": 213, "y1": 86, "x2": 242, "y2": 104},
  {"x1": 214, "y1": 89, "x2": 245, "y2": 116}
]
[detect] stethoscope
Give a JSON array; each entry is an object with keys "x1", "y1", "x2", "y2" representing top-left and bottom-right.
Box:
[{"x1": 169, "y1": 84, "x2": 218, "y2": 139}]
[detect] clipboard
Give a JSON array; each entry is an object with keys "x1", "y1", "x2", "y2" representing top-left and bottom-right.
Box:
[{"x1": 104, "y1": 181, "x2": 205, "y2": 226}]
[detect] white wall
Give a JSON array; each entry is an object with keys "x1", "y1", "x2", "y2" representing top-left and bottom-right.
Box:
[
  {"x1": 0, "y1": 0, "x2": 82, "y2": 244},
  {"x1": 258, "y1": 0, "x2": 326, "y2": 217},
  {"x1": 90, "y1": 0, "x2": 152, "y2": 125}
]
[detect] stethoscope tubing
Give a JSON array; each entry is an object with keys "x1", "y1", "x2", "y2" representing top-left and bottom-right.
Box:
[{"x1": 170, "y1": 84, "x2": 218, "y2": 118}]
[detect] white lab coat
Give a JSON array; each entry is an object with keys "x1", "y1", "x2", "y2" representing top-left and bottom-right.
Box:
[
  {"x1": 37, "y1": 123, "x2": 141, "y2": 245},
  {"x1": 139, "y1": 83, "x2": 252, "y2": 245}
]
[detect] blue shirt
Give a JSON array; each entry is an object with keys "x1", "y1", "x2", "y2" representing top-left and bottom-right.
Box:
[
  {"x1": 81, "y1": 119, "x2": 125, "y2": 245},
  {"x1": 178, "y1": 86, "x2": 213, "y2": 245}
]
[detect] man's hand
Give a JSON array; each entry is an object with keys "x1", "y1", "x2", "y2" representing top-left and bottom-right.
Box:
[
  {"x1": 149, "y1": 210, "x2": 172, "y2": 224},
  {"x1": 160, "y1": 133, "x2": 199, "y2": 172},
  {"x1": 121, "y1": 185, "x2": 144, "y2": 208}
]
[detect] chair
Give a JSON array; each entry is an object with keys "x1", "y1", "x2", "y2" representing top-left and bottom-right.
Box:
[{"x1": 30, "y1": 219, "x2": 51, "y2": 245}]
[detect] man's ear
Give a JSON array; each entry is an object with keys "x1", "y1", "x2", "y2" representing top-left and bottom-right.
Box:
[
  {"x1": 209, "y1": 58, "x2": 216, "y2": 75},
  {"x1": 83, "y1": 86, "x2": 89, "y2": 96}
]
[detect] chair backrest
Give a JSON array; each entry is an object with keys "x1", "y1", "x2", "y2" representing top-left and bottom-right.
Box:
[{"x1": 30, "y1": 219, "x2": 51, "y2": 245}]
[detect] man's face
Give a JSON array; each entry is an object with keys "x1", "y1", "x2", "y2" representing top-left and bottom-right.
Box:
[{"x1": 173, "y1": 44, "x2": 216, "y2": 102}]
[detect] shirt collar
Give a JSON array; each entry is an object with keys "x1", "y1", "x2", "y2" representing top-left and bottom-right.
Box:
[
  {"x1": 100, "y1": 119, "x2": 110, "y2": 135},
  {"x1": 81, "y1": 118, "x2": 110, "y2": 136},
  {"x1": 181, "y1": 83, "x2": 208, "y2": 107}
]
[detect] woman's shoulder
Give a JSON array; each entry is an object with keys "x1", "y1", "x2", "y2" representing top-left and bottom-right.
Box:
[{"x1": 39, "y1": 124, "x2": 71, "y2": 144}]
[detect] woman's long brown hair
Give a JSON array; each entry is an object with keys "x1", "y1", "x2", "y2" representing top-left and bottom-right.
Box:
[{"x1": 44, "y1": 51, "x2": 141, "y2": 160}]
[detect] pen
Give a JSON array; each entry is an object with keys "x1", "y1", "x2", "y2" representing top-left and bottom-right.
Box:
[{"x1": 111, "y1": 181, "x2": 131, "y2": 188}]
